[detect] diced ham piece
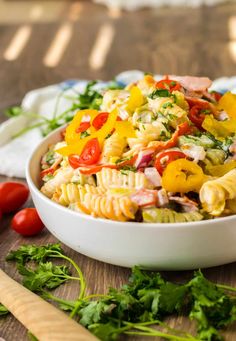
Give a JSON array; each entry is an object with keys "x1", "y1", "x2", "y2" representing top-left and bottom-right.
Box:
[
  {"x1": 130, "y1": 189, "x2": 157, "y2": 207},
  {"x1": 169, "y1": 76, "x2": 212, "y2": 92}
]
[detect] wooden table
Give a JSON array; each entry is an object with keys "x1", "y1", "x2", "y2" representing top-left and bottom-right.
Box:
[{"x1": 1, "y1": 1, "x2": 236, "y2": 340}]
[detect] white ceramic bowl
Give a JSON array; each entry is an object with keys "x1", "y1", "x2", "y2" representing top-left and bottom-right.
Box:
[{"x1": 26, "y1": 127, "x2": 236, "y2": 270}]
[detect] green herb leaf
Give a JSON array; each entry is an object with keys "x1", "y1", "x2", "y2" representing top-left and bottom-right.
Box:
[
  {"x1": 120, "y1": 165, "x2": 137, "y2": 175},
  {"x1": 17, "y1": 262, "x2": 71, "y2": 292},
  {"x1": 89, "y1": 322, "x2": 121, "y2": 341},
  {"x1": 6, "y1": 243, "x2": 63, "y2": 265},
  {"x1": 0, "y1": 304, "x2": 9, "y2": 316},
  {"x1": 188, "y1": 270, "x2": 236, "y2": 340},
  {"x1": 80, "y1": 131, "x2": 90, "y2": 139},
  {"x1": 27, "y1": 331, "x2": 39, "y2": 341},
  {"x1": 149, "y1": 89, "x2": 170, "y2": 99},
  {"x1": 79, "y1": 300, "x2": 115, "y2": 327},
  {"x1": 5, "y1": 106, "x2": 24, "y2": 117}
]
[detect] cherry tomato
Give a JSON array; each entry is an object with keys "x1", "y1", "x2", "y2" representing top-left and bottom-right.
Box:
[
  {"x1": 75, "y1": 121, "x2": 91, "y2": 133},
  {"x1": 189, "y1": 105, "x2": 208, "y2": 130},
  {"x1": 68, "y1": 154, "x2": 81, "y2": 169},
  {"x1": 155, "y1": 151, "x2": 186, "y2": 175},
  {"x1": 92, "y1": 112, "x2": 122, "y2": 130},
  {"x1": 11, "y1": 208, "x2": 44, "y2": 236},
  {"x1": 92, "y1": 112, "x2": 109, "y2": 130},
  {"x1": 0, "y1": 182, "x2": 29, "y2": 213},
  {"x1": 69, "y1": 138, "x2": 101, "y2": 169},
  {"x1": 155, "y1": 79, "x2": 181, "y2": 92}
]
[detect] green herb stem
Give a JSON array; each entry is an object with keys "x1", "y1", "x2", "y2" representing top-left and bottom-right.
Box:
[
  {"x1": 51, "y1": 253, "x2": 86, "y2": 299},
  {"x1": 41, "y1": 291, "x2": 75, "y2": 309},
  {"x1": 51, "y1": 252, "x2": 86, "y2": 318},
  {"x1": 125, "y1": 330, "x2": 200, "y2": 341},
  {"x1": 125, "y1": 324, "x2": 200, "y2": 341},
  {"x1": 13, "y1": 122, "x2": 45, "y2": 138},
  {"x1": 217, "y1": 283, "x2": 236, "y2": 293},
  {"x1": 83, "y1": 294, "x2": 112, "y2": 301}
]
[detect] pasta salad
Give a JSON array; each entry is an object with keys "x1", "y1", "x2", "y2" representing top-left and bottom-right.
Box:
[{"x1": 40, "y1": 74, "x2": 236, "y2": 223}]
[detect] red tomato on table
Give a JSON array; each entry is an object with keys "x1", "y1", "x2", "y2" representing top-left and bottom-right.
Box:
[
  {"x1": 0, "y1": 182, "x2": 29, "y2": 213},
  {"x1": 11, "y1": 208, "x2": 44, "y2": 236}
]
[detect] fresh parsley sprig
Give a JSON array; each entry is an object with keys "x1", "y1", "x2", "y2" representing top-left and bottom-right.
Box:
[
  {"x1": 6, "y1": 81, "x2": 124, "y2": 139},
  {"x1": 4, "y1": 244, "x2": 236, "y2": 341}
]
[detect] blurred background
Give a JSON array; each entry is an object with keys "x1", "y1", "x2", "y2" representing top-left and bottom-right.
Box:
[{"x1": 0, "y1": 0, "x2": 235, "y2": 112}]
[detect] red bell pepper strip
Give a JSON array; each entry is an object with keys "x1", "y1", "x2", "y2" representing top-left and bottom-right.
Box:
[
  {"x1": 147, "y1": 122, "x2": 193, "y2": 153},
  {"x1": 78, "y1": 155, "x2": 138, "y2": 175}
]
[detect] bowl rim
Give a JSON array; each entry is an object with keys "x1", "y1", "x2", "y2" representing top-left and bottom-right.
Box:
[{"x1": 26, "y1": 125, "x2": 236, "y2": 229}]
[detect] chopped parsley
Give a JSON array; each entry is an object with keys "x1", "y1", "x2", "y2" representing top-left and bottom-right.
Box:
[
  {"x1": 162, "y1": 102, "x2": 173, "y2": 109},
  {"x1": 4, "y1": 243, "x2": 236, "y2": 341},
  {"x1": 170, "y1": 81, "x2": 177, "y2": 86},
  {"x1": 45, "y1": 151, "x2": 55, "y2": 165},
  {"x1": 149, "y1": 89, "x2": 170, "y2": 99},
  {"x1": 80, "y1": 131, "x2": 90, "y2": 139},
  {"x1": 115, "y1": 156, "x2": 133, "y2": 164},
  {"x1": 120, "y1": 165, "x2": 137, "y2": 175}
]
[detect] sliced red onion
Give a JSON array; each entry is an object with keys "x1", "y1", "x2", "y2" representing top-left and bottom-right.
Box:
[
  {"x1": 134, "y1": 149, "x2": 154, "y2": 169},
  {"x1": 144, "y1": 167, "x2": 162, "y2": 187}
]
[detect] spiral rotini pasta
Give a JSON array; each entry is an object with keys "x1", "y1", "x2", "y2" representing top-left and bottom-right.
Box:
[
  {"x1": 41, "y1": 167, "x2": 74, "y2": 198},
  {"x1": 80, "y1": 192, "x2": 138, "y2": 221},
  {"x1": 200, "y1": 169, "x2": 236, "y2": 216},
  {"x1": 142, "y1": 208, "x2": 203, "y2": 223},
  {"x1": 53, "y1": 183, "x2": 105, "y2": 206},
  {"x1": 101, "y1": 133, "x2": 127, "y2": 163},
  {"x1": 96, "y1": 168, "x2": 154, "y2": 190}
]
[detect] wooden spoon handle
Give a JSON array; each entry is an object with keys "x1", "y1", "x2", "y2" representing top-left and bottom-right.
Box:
[{"x1": 0, "y1": 269, "x2": 98, "y2": 341}]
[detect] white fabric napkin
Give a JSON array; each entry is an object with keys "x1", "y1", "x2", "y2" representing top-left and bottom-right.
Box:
[
  {"x1": 0, "y1": 70, "x2": 235, "y2": 178},
  {"x1": 94, "y1": 0, "x2": 227, "y2": 10}
]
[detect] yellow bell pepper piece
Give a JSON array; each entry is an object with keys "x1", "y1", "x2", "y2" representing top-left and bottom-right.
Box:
[
  {"x1": 65, "y1": 109, "x2": 98, "y2": 145},
  {"x1": 126, "y1": 86, "x2": 144, "y2": 114},
  {"x1": 114, "y1": 121, "x2": 136, "y2": 138},
  {"x1": 162, "y1": 159, "x2": 204, "y2": 193},
  {"x1": 202, "y1": 115, "x2": 236, "y2": 139},
  {"x1": 57, "y1": 109, "x2": 118, "y2": 156},
  {"x1": 218, "y1": 92, "x2": 236, "y2": 119},
  {"x1": 206, "y1": 161, "x2": 236, "y2": 177}
]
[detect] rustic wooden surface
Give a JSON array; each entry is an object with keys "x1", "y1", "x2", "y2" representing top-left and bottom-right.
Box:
[{"x1": 0, "y1": 1, "x2": 236, "y2": 340}]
